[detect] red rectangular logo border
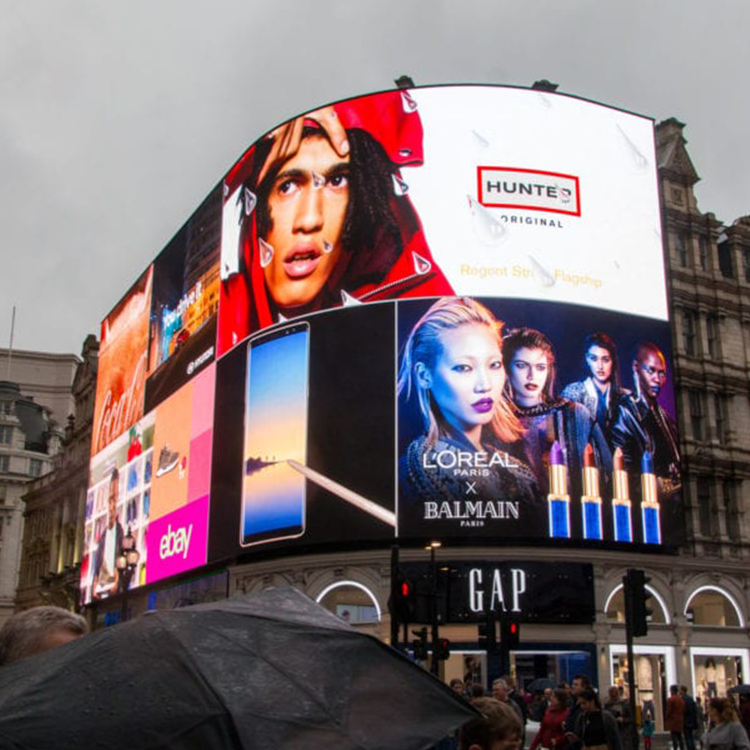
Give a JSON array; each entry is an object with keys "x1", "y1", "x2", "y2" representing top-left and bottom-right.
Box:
[{"x1": 476, "y1": 166, "x2": 582, "y2": 217}]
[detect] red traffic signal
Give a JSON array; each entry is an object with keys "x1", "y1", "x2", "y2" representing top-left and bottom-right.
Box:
[{"x1": 435, "y1": 637, "x2": 451, "y2": 660}]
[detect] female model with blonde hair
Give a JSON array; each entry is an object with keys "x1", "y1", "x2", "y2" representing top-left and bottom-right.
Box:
[{"x1": 398, "y1": 297, "x2": 537, "y2": 515}]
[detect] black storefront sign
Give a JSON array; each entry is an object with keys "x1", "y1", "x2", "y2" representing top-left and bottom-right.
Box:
[{"x1": 399, "y1": 561, "x2": 594, "y2": 625}]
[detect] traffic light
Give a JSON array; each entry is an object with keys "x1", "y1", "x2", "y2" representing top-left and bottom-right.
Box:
[
  {"x1": 501, "y1": 616, "x2": 521, "y2": 649},
  {"x1": 435, "y1": 637, "x2": 451, "y2": 661},
  {"x1": 478, "y1": 611, "x2": 498, "y2": 653},
  {"x1": 626, "y1": 569, "x2": 652, "y2": 637},
  {"x1": 411, "y1": 627, "x2": 429, "y2": 661},
  {"x1": 389, "y1": 573, "x2": 417, "y2": 625}
]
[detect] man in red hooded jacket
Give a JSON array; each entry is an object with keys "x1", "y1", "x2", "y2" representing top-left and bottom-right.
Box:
[{"x1": 218, "y1": 89, "x2": 454, "y2": 354}]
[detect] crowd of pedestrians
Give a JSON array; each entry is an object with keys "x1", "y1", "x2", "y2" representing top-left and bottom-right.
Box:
[
  {"x1": 2, "y1": 606, "x2": 750, "y2": 750},
  {"x1": 450, "y1": 673, "x2": 750, "y2": 750}
]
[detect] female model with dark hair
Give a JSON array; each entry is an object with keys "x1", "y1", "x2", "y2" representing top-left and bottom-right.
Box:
[
  {"x1": 502, "y1": 328, "x2": 612, "y2": 500},
  {"x1": 398, "y1": 297, "x2": 536, "y2": 517},
  {"x1": 562, "y1": 332, "x2": 625, "y2": 438}
]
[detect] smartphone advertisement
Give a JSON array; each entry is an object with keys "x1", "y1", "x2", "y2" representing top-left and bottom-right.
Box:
[{"x1": 241, "y1": 323, "x2": 309, "y2": 546}]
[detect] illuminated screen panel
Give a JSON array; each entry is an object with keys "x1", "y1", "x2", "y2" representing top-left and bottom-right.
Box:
[
  {"x1": 217, "y1": 86, "x2": 666, "y2": 357},
  {"x1": 81, "y1": 364, "x2": 215, "y2": 605},
  {"x1": 87, "y1": 85, "x2": 683, "y2": 600}
]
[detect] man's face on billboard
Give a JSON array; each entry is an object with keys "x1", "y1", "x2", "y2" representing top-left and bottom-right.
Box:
[
  {"x1": 263, "y1": 134, "x2": 350, "y2": 310},
  {"x1": 636, "y1": 349, "x2": 666, "y2": 400}
]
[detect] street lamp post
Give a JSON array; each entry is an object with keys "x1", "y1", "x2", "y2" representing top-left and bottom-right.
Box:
[
  {"x1": 426, "y1": 541, "x2": 442, "y2": 676},
  {"x1": 115, "y1": 528, "x2": 140, "y2": 623}
]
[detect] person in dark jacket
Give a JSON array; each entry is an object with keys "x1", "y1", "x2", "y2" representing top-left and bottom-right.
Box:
[
  {"x1": 666, "y1": 685, "x2": 686, "y2": 750},
  {"x1": 681, "y1": 685, "x2": 700, "y2": 750},
  {"x1": 572, "y1": 687, "x2": 622, "y2": 750}
]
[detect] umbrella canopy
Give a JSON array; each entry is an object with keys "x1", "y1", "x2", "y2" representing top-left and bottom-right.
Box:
[
  {"x1": 526, "y1": 677, "x2": 556, "y2": 693},
  {"x1": 0, "y1": 588, "x2": 477, "y2": 750},
  {"x1": 728, "y1": 684, "x2": 750, "y2": 695}
]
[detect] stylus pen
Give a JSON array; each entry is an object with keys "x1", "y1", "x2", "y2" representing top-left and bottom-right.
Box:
[{"x1": 288, "y1": 460, "x2": 397, "y2": 528}]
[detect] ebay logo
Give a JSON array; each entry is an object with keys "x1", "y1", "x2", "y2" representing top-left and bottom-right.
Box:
[{"x1": 147, "y1": 496, "x2": 208, "y2": 584}]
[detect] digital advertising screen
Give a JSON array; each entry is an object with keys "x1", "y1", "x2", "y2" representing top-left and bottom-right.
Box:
[{"x1": 85, "y1": 84, "x2": 683, "y2": 605}]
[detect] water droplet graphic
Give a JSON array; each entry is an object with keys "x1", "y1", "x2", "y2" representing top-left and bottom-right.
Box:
[
  {"x1": 323, "y1": 240, "x2": 333, "y2": 254},
  {"x1": 398, "y1": 148, "x2": 413, "y2": 158},
  {"x1": 392, "y1": 174, "x2": 409, "y2": 196},
  {"x1": 536, "y1": 92, "x2": 552, "y2": 109},
  {"x1": 617, "y1": 124, "x2": 649, "y2": 170},
  {"x1": 243, "y1": 188, "x2": 257, "y2": 216},
  {"x1": 472, "y1": 130, "x2": 490, "y2": 149},
  {"x1": 223, "y1": 183, "x2": 230, "y2": 198},
  {"x1": 528, "y1": 255, "x2": 556, "y2": 287},
  {"x1": 341, "y1": 290, "x2": 363, "y2": 306},
  {"x1": 467, "y1": 195, "x2": 506, "y2": 245},
  {"x1": 401, "y1": 90, "x2": 418, "y2": 113},
  {"x1": 259, "y1": 238, "x2": 274, "y2": 268},
  {"x1": 412, "y1": 252, "x2": 431, "y2": 275},
  {"x1": 312, "y1": 172, "x2": 325, "y2": 189}
]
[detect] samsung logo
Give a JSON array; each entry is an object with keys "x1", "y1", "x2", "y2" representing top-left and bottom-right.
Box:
[{"x1": 478, "y1": 167, "x2": 580, "y2": 216}]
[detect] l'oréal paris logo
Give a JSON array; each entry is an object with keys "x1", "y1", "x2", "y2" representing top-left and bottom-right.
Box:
[{"x1": 478, "y1": 167, "x2": 581, "y2": 216}]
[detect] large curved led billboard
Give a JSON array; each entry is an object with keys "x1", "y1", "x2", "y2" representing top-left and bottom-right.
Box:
[{"x1": 82, "y1": 85, "x2": 682, "y2": 606}]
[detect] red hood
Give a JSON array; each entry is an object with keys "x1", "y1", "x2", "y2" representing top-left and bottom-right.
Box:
[{"x1": 218, "y1": 88, "x2": 453, "y2": 354}]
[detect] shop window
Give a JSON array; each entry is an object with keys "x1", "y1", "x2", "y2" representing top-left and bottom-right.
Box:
[
  {"x1": 316, "y1": 581, "x2": 380, "y2": 625},
  {"x1": 682, "y1": 311, "x2": 697, "y2": 356},
  {"x1": 685, "y1": 587, "x2": 742, "y2": 627},
  {"x1": 692, "y1": 654, "x2": 745, "y2": 702},
  {"x1": 604, "y1": 584, "x2": 667, "y2": 624}
]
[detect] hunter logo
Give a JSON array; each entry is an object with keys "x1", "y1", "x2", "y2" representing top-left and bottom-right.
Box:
[{"x1": 478, "y1": 167, "x2": 581, "y2": 217}]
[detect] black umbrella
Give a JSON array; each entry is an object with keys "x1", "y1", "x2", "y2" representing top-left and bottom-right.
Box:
[
  {"x1": 0, "y1": 588, "x2": 477, "y2": 750},
  {"x1": 527, "y1": 677, "x2": 556, "y2": 693},
  {"x1": 728, "y1": 684, "x2": 750, "y2": 695}
]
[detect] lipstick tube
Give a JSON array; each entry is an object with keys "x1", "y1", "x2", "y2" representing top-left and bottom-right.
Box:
[
  {"x1": 548, "y1": 441, "x2": 571, "y2": 538},
  {"x1": 581, "y1": 443, "x2": 602, "y2": 540},
  {"x1": 612, "y1": 448, "x2": 633, "y2": 543},
  {"x1": 640, "y1": 450, "x2": 661, "y2": 544}
]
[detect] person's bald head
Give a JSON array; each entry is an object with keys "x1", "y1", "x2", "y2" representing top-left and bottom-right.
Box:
[
  {"x1": 633, "y1": 342, "x2": 667, "y2": 401},
  {"x1": 0, "y1": 606, "x2": 88, "y2": 666}
]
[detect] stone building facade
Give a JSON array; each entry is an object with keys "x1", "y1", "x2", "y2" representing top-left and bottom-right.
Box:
[
  {"x1": 15, "y1": 336, "x2": 98, "y2": 613},
  {"x1": 0, "y1": 381, "x2": 62, "y2": 625}
]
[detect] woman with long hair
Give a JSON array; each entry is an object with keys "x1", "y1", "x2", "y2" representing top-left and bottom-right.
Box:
[
  {"x1": 561, "y1": 332, "x2": 625, "y2": 438},
  {"x1": 398, "y1": 297, "x2": 536, "y2": 511},
  {"x1": 703, "y1": 697, "x2": 750, "y2": 750},
  {"x1": 572, "y1": 687, "x2": 622, "y2": 750},
  {"x1": 502, "y1": 328, "x2": 612, "y2": 502}
]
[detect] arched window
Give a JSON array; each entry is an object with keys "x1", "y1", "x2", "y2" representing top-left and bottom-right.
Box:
[
  {"x1": 604, "y1": 584, "x2": 669, "y2": 624},
  {"x1": 685, "y1": 587, "x2": 743, "y2": 627},
  {"x1": 316, "y1": 581, "x2": 381, "y2": 625}
]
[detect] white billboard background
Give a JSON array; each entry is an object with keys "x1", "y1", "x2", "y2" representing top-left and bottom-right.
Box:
[{"x1": 402, "y1": 86, "x2": 667, "y2": 321}]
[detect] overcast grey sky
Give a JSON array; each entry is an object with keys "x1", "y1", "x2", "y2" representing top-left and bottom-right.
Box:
[{"x1": 1, "y1": 0, "x2": 748, "y2": 355}]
